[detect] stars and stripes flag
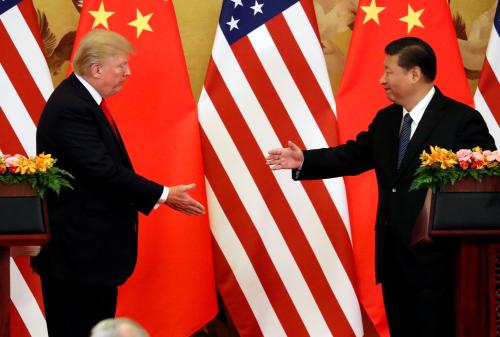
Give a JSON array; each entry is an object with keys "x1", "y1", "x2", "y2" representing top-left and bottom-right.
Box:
[
  {"x1": 474, "y1": 1, "x2": 500, "y2": 148},
  {"x1": 198, "y1": 0, "x2": 363, "y2": 336},
  {"x1": 0, "y1": 0, "x2": 52, "y2": 336}
]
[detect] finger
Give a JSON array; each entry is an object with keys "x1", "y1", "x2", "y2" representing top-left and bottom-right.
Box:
[
  {"x1": 267, "y1": 148, "x2": 283, "y2": 156},
  {"x1": 288, "y1": 140, "x2": 299, "y2": 151},
  {"x1": 181, "y1": 183, "x2": 196, "y2": 192}
]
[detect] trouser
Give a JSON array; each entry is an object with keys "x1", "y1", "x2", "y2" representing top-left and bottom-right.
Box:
[{"x1": 41, "y1": 277, "x2": 118, "y2": 337}]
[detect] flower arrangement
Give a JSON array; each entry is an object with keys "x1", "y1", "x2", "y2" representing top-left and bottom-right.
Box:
[
  {"x1": 0, "y1": 152, "x2": 73, "y2": 198},
  {"x1": 410, "y1": 146, "x2": 500, "y2": 191}
]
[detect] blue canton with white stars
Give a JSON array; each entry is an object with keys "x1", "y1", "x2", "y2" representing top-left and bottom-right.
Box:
[
  {"x1": 0, "y1": 0, "x2": 21, "y2": 16},
  {"x1": 220, "y1": 0, "x2": 299, "y2": 45}
]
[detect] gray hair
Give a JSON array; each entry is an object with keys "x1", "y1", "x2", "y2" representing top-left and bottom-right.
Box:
[
  {"x1": 73, "y1": 29, "x2": 134, "y2": 76},
  {"x1": 90, "y1": 318, "x2": 149, "y2": 337}
]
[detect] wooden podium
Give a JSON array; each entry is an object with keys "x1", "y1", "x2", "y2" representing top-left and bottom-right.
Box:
[
  {"x1": 0, "y1": 183, "x2": 49, "y2": 337},
  {"x1": 413, "y1": 176, "x2": 500, "y2": 337}
]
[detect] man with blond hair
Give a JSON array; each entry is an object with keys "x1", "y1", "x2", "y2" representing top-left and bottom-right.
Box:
[
  {"x1": 33, "y1": 29, "x2": 205, "y2": 337},
  {"x1": 90, "y1": 318, "x2": 149, "y2": 337}
]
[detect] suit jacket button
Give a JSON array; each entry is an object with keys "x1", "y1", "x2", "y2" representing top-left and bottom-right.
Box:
[{"x1": 392, "y1": 188, "x2": 397, "y2": 192}]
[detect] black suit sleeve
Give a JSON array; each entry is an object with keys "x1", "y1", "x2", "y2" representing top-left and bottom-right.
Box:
[
  {"x1": 293, "y1": 113, "x2": 379, "y2": 180},
  {"x1": 454, "y1": 108, "x2": 497, "y2": 151},
  {"x1": 40, "y1": 102, "x2": 162, "y2": 214}
]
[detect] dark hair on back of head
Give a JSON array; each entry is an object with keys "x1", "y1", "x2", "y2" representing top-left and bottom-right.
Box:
[{"x1": 384, "y1": 36, "x2": 436, "y2": 82}]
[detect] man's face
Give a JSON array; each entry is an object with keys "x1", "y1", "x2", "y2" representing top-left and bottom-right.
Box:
[
  {"x1": 379, "y1": 54, "x2": 414, "y2": 105},
  {"x1": 97, "y1": 52, "x2": 131, "y2": 98}
]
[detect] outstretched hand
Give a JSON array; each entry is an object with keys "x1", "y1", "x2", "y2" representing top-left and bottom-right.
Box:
[
  {"x1": 266, "y1": 141, "x2": 304, "y2": 170},
  {"x1": 165, "y1": 183, "x2": 205, "y2": 216}
]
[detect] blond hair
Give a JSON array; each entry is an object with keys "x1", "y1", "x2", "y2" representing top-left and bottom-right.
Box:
[{"x1": 73, "y1": 29, "x2": 134, "y2": 76}]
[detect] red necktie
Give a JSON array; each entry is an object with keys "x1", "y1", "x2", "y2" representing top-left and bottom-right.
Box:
[{"x1": 100, "y1": 99, "x2": 119, "y2": 138}]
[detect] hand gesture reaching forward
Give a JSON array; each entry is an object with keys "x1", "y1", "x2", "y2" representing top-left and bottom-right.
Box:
[
  {"x1": 165, "y1": 183, "x2": 205, "y2": 216},
  {"x1": 266, "y1": 141, "x2": 304, "y2": 170}
]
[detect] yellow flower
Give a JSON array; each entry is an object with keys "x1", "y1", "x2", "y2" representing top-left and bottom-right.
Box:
[
  {"x1": 16, "y1": 155, "x2": 37, "y2": 175},
  {"x1": 35, "y1": 153, "x2": 55, "y2": 172},
  {"x1": 472, "y1": 146, "x2": 483, "y2": 153},
  {"x1": 419, "y1": 146, "x2": 457, "y2": 169}
]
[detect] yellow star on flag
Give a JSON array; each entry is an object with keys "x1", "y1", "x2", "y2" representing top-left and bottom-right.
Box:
[
  {"x1": 399, "y1": 4, "x2": 424, "y2": 33},
  {"x1": 360, "y1": 0, "x2": 385, "y2": 25},
  {"x1": 89, "y1": 1, "x2": 114, "y2": 29},
  {"x1": 128, "y1": 9, "x2": 153, "y2": 38}
]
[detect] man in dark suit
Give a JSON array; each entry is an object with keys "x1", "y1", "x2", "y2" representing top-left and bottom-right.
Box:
[
  {"x1": 33, "y1": 29, "x2": 205, "y2": 337},
  {"x1": 266, "y1": 37, "x2": 496, "y2": 337}
]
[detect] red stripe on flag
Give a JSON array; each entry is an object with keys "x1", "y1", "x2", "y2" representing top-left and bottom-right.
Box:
[
  {"x1": 478, "y1": 59, "x2": 500, "y2": 125},
  {"x1": 0, "y1": 107, "x2": 25, "y2": 154},
  {"x1": 9, "y1": 303, "x2": 31, "y2": 337},
  {"x1": 230, "y1": 40, "x2": 357, "y2": 285},
  {"x1": 0, "y1": 22, "x2": 45, "y2": 125},
  {"x1": 266, "y1": 14, "x2": 339, "y2": 146},
  {"x1": 17, "y1": 0, "x2": 46, "y2": 53},
  {"x1": 202, "y1": 131, "x2": 310, "y2": 336},
  {"x1": 204, "y1": 63, "x2": 355, "y2": 336},
  {"x1": 12, "y1": 257, "x2": 45, "y2": 314},
  {"x1": 211, "y1": 241, "x2": 263, "y2": 337}
]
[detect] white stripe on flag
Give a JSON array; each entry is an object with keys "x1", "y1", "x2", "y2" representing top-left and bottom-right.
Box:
[
  {"x1": 486, "y1": 28, "x2": 500, "y2": 81},
  {"x1": 246, "y1": 23, "x2": 351, "y2": 235},
  {"x1": 210, "y1": 25, "x2": 360, "y2": 332},
  {"x1": 474, "y1": 89, "x2": 500, "y2": 148},
  {"x1": 206, "y1": 179, "x2": 287, "y2": 337},
  {"x1": 0, "y1": 64, "x2": 37, "y2": 156},
  {"x1": 199, "y1": 88, "x2": 332, "y2": 337},
  {"x1": 283, "y1": 3, "x2": 336, "y2": 113},
  {"x1": 10, "y1": 259, "x2": 48, "y2": 337},
  {"x1": 247, "y1": 25, "x2": 324, "y2": 149},
  {"x1": 1, "y1": 5, "x2": 53, "y2": 101}
]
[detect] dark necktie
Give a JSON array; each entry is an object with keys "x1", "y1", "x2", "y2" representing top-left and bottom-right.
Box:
[
  {"x1": 397, "y1": 113, "x2": 413, "y2": 168},
  {"x1": 100, "y1": 99, "x2": 119, "y2": 138}
]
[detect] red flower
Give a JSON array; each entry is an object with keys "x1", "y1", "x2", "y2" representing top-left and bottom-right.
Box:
[
  {"x1": 8, "y1": 165, "x2": 17, "y2": 173},
  {"x1": 459, "y1": 160, "x2": 469, "y2": 170},
  {"x1": 471, "y1": 160, "x2": 485, "y2": 170},
  {"x1": 0, "y1": 165, "x2": 6, "y2": 174}
]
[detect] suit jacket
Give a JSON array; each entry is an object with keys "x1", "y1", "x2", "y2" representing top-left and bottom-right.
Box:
[
  {"x1": 294, "y1": 87, "x2": 496, "y2": 286},
  {"x1": 32, "y1": 73, "x2": 163, "y2": 286}
]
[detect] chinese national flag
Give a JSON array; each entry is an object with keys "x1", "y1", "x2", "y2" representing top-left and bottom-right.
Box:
[
  {"x1": 336, "y1": 0, "x2": 471, "y2": 336},
  {"x1": 71, "y1": 1, "x2": 217, "y2": 336}
]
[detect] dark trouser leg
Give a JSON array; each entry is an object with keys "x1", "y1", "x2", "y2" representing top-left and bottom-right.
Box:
[{"x1": 41, "y1": 277, "x2": 117, "y2": 337}]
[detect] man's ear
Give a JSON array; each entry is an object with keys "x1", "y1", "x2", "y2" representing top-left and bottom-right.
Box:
[
  {"x1": 410, "y1": 66, "x2": 422, "y2": 83},
  {"x1": 89, "y1": 63, "x2": 101, "y2": 78}
]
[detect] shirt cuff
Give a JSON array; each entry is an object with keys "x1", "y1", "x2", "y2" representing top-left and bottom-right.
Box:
[{"x1": 153, "y1": 186, "x2": 169, "y2": 210}]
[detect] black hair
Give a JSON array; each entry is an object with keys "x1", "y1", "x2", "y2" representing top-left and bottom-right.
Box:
[{"x1": 385, "y1": 37, "x2": 436, "y2": 82}]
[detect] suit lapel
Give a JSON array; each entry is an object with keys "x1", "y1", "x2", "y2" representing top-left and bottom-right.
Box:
[
  {"x1": 396, "y1": 87, "x2": 448, "y2": 178},
  {"x1": 383, "y1": 106, "x2": 403, "y2": 178},
  {"x1": 69, "y1": 74, "x2": 133, "y2": 168}
]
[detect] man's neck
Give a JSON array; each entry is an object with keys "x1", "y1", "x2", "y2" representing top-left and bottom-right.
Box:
[{"x1": 401, "y1": 83, "x2": 434, "y2": 111}]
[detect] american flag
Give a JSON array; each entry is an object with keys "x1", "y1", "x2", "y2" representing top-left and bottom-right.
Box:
[
  {"x1": 474, "y1": 1, "x2": 500, "y2": 148},
  {"x1": 198, "y1": 0, "x2": 363, "y2": 336},
  {"x1": 1, "y1": 0, "x2": 52, "y2": 336}
]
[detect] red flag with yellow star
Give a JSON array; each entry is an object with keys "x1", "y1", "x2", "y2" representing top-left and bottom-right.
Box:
[
  {"x1": 71, "y1": 1, "x2": 217, "y2": 336},
  {"x1": 336, "y1": 0, "x2": 471, "y2": 336}
]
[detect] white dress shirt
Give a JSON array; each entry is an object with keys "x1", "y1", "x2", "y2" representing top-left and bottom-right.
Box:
[{"x1": 400, "y1": 86, "x2": 435, "y2": 139}]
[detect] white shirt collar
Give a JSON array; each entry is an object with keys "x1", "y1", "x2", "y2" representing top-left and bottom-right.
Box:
[
  {"x1": 402, "y1": 86, "x2": 435, "y2": 125},
  {"x1": 75, "y1": 73, "x2": 103, "y2": 106},
  {"x1": 402, "y1": 86, "x2": 435, "y2": 137}
]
